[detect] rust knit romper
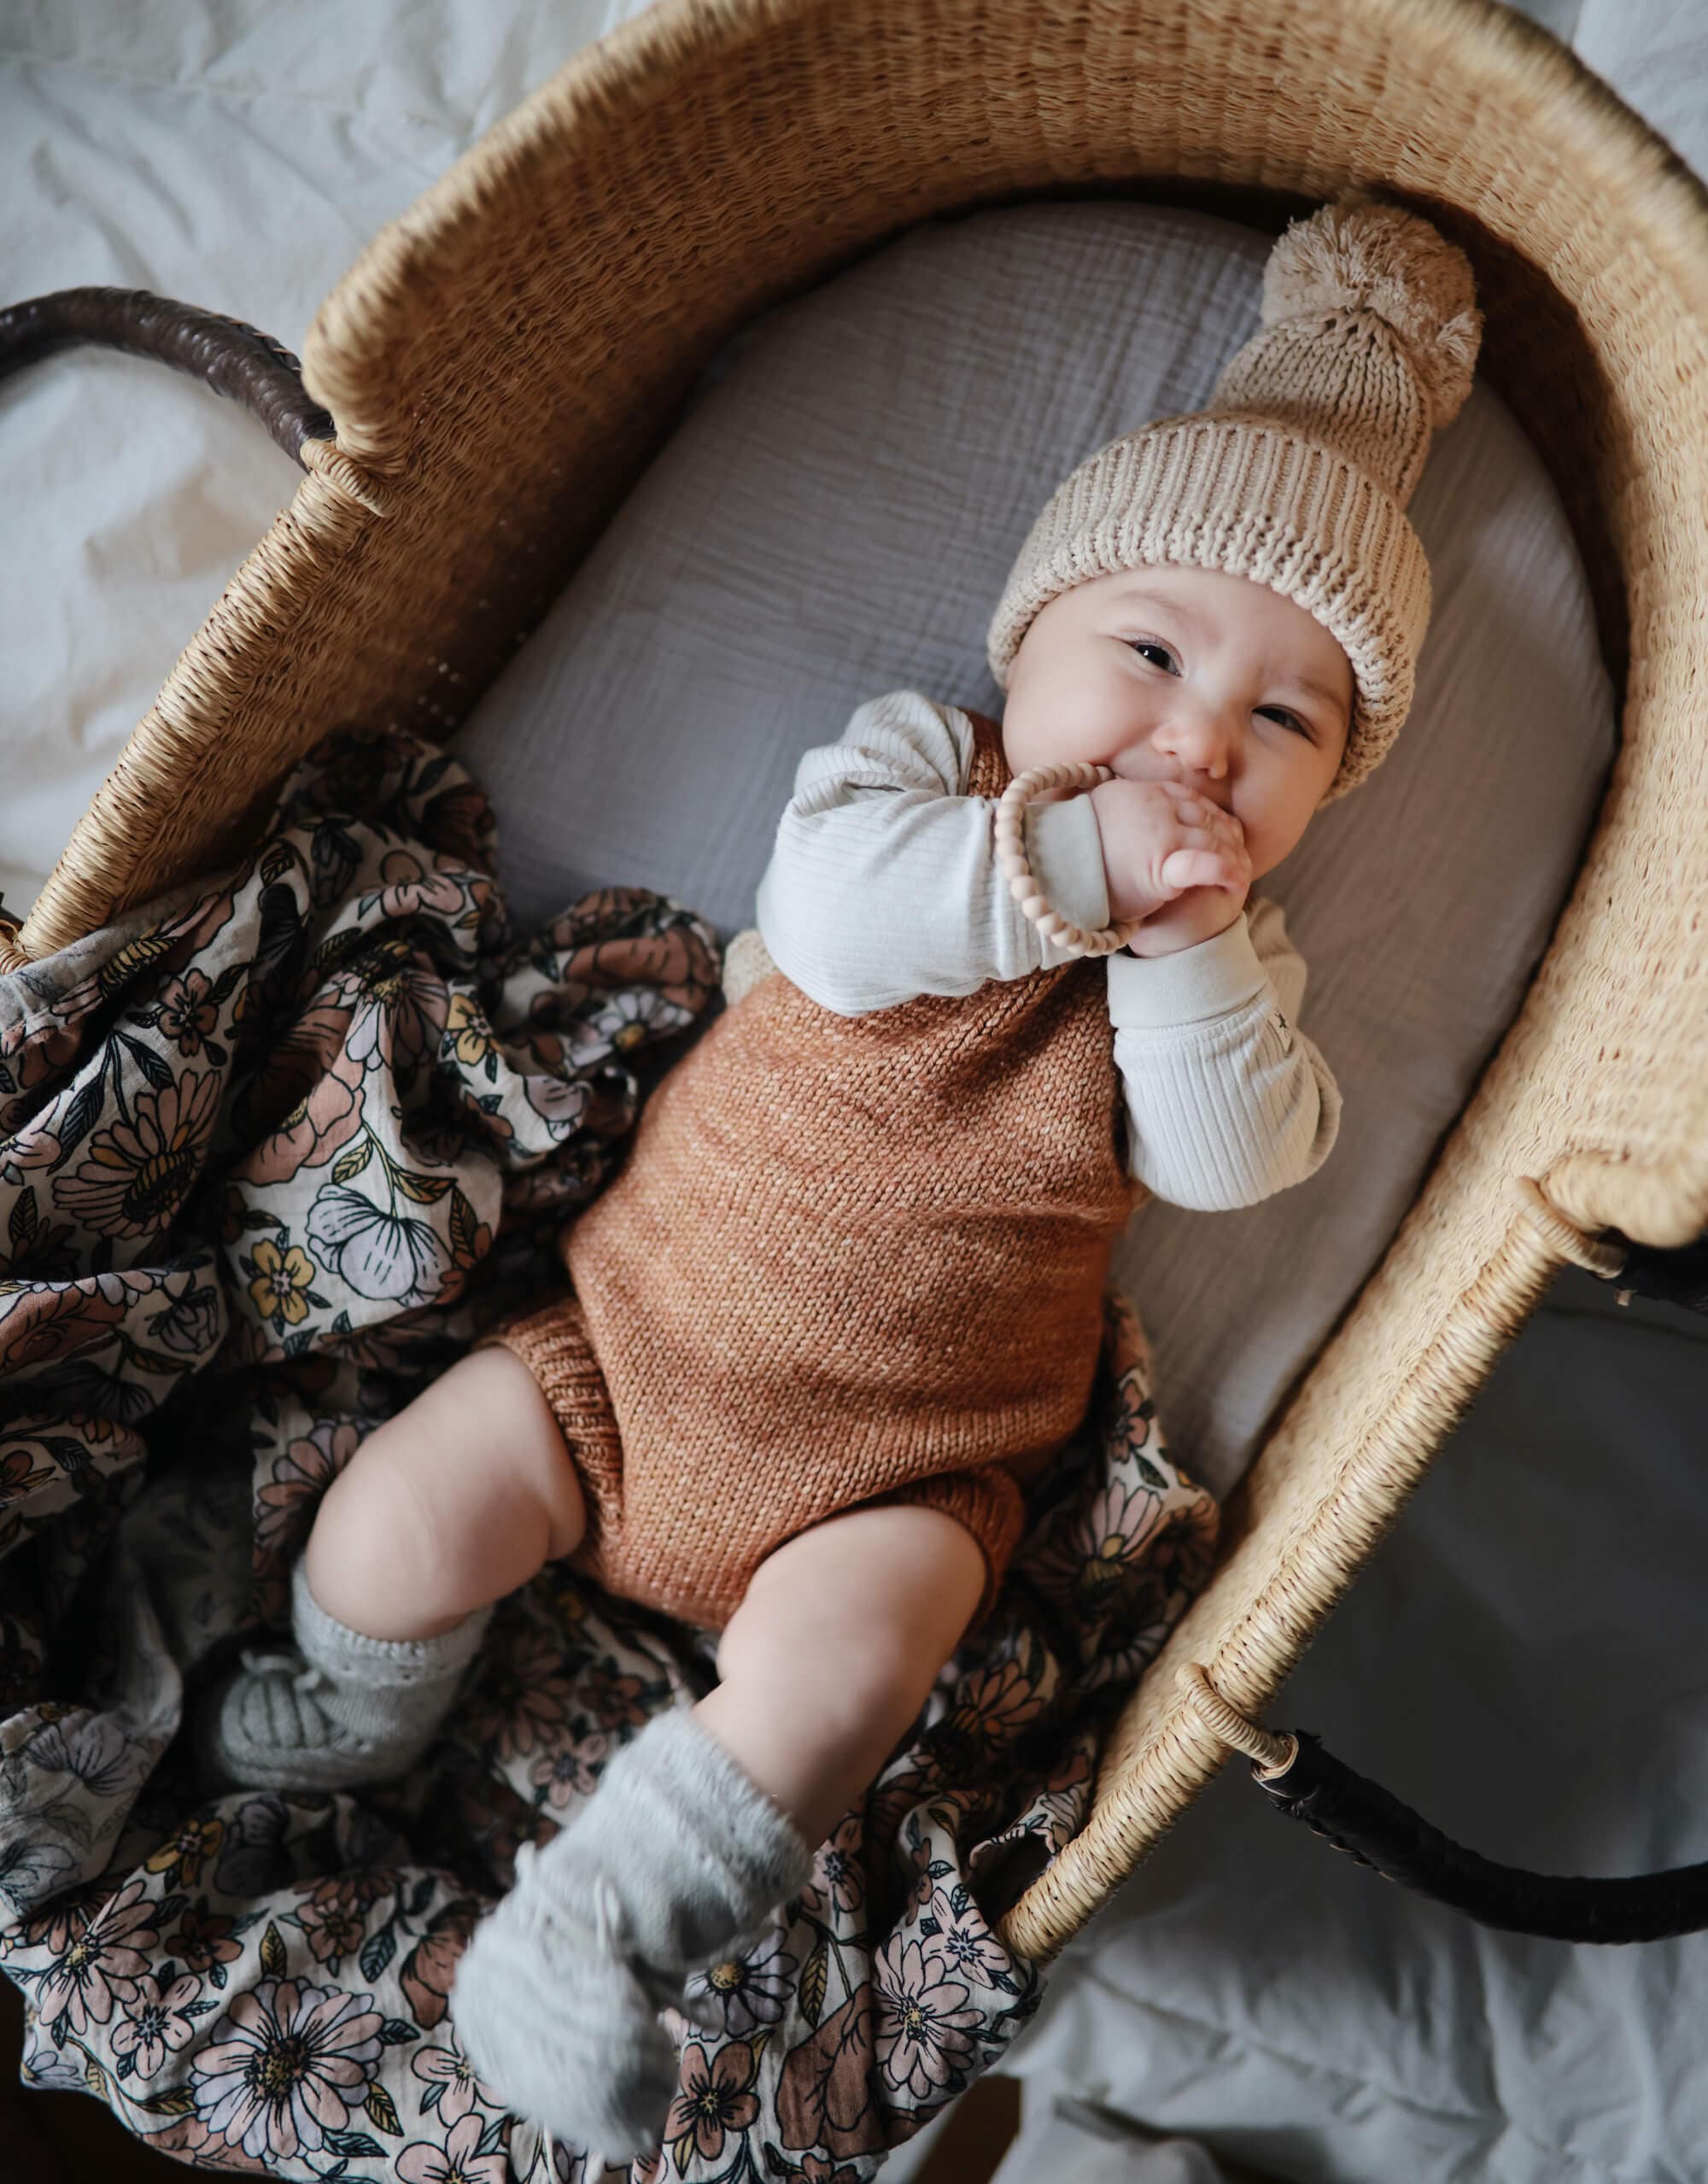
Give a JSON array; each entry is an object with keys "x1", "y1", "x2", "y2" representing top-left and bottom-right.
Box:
[{"x1": 485, "y1": 711, "x2": 1144, "y2": 1632}]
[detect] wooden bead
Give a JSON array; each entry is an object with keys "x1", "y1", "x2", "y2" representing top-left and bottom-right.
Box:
[{"x1": 995, "y1": 760, "x2": 1126, "y2": 962}]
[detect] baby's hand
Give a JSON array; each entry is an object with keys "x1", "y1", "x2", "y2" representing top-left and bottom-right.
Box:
[{"x1": 1087, "y1": 778, "x2": 1250, "y2": 931}]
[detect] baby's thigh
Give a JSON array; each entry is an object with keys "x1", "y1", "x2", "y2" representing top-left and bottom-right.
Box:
[
  {"x1": 314, "y1": 1345, "x2": 588, "y2": 1579},
  {"x1": 718, "y1": 1502, "x2": 986, "y2": 1720}
]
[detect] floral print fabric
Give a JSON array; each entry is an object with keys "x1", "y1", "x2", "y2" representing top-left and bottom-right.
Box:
[{"x1": 0, "y1": 728, "x2": 1218, "y2": 2181}]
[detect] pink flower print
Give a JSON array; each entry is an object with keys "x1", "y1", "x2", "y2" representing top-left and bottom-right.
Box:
[
  {"x1": 1025, "y1": 1477, "x2": 1171, "y2": 1622},
  {"x1": 154, "y1": 969, "x2": 219, "y2": 1057},
  {"x1": 466, "y1": 1630, "x2": 576, "y2": 1760},
  {"x1": 236, "y1": 1033, "x2": 365, "y2": 1186},
  {"x1": 254, "y1": 1419, "x2": 360, "y2": 1560},
  {"x1": 343, "y1": 950, "x2": 450, "y2": 1088},
  {"x1": 664, "y1": 2039, "x2": 760, "y2": 2165},
  {"x1": 918, "y1": 1884, "x2": 1011, "y2": 1990},
  {"x1": 170, "y1": 1908, "x2": 243, "y2": 1977},
  {"x1": 296, "y1": 1891, "x2": 368, "y2": 1967},
  {"x1": 530, "y1": 1729, "x2": 611, "y2": 1810},
  {"x1": 0, "y1": 1279, "x2": 128, "y2": 1374},
  {"x1": 33, "y1": 1877, "x2": 159, "y2": 2036},
  {"x1": 784, "y1": 2158, "x2": 866, "y2": 2184},
  {"x1": 0, "y1": 1012, "x2": 79, "y2": 1106},
  {"x1": 360, "y1": 850, "x2": 470, "y2": 930},
  {"x1": 147, "y1": 1270, "x2": 224, "y2": 1357},
  {"x1": 190, "y1": 1976, "x2": 384, "y2": 2164},
  {"x1": 397, "y1": 2110, "x2": 509, "y2": 2184},
  {"x1": 873, "y1": 1932, "x2": 981, "y2": 2102},
  {"x1": 411, "y1": 2040, "x2": 499, "y2": 2126},
  {"x1": 683, "y1": 1929, "x2": 798, "y2": 2038},
  {"x1": 928, "y1": 1657, "x2": 1045, "y2": 1777},
  {"x1": 21, "y1": 1876, "x2": 109, "y2": 1956},
  {"x1": 110, "y1": 1968, "x2": 202, "y2": 2077},
  {"x1": 796, "y1": 1812, "x2": 866, "y2": 1923},
  {"x1": 578, "y1": 1662, "x2": 651, "y2": 1733},
  {"x1": 56, "y1": 1072, "x2": 222, "y2": 1240}
]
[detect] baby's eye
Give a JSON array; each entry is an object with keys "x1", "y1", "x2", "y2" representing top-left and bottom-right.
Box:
[
  {"x1": 1256, "y1": 706, "x2": 1312, "y2": 737},
  {"x1": 1128, "y1": 640, "x2": 1179, "y2": 673}
]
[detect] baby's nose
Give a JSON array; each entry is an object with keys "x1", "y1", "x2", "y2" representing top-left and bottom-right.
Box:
[{"x1": 1154, "y1": 710, "x2": 1231, "y2": 778}]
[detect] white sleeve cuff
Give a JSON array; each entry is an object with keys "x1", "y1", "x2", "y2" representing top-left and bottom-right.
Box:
[
  {"x1": 1106, "y1": 914, "x2": 1270, "y2": 1029},
  {"x1": 1023, "y1": 795, "x2": 1109, "y2": 934}
]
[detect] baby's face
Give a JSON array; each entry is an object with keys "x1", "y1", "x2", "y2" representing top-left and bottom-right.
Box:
[{"x1": 1002, "y1": 565, "x2": 1353, "y2": 881}]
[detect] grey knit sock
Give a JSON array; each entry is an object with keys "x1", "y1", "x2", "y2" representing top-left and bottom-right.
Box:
[
  {"x1": 201, "y1": 1557, "x2": 492, "y2": 1794},
  {"x1": 450, "y1": 1704, "x2": 815, "y2": 2158}
]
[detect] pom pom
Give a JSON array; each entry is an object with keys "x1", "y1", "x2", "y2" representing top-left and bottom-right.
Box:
[{"x1": 1261, "y1": 188, "x2": 1483, "y2": 428}]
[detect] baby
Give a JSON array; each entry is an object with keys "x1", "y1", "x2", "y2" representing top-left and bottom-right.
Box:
[{"x1": 205, "y1": 190, "x2": 1479, "y2": 2155}]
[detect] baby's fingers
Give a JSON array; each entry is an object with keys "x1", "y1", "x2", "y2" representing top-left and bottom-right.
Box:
[
  {"x1": 1158, "y1": 783, "x2": 1246, "y2": 846},
  {"x1": 1160, "y1": 847, "x2": 1248, "y2": 896}
]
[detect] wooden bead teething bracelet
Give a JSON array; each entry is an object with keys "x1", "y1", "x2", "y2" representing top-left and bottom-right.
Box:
[{"x1": 994, "y1": 761, "x2": 1148, "y2": 959}]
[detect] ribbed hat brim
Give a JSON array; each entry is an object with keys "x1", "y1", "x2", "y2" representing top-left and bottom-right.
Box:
[{"x1": 986, "y1": 413, "x2": 1433, "y2": 801}]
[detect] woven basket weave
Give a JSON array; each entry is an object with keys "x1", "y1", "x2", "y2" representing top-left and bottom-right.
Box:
[{"x1": 4, "y1": 0, "x2": 1705, "y2": 1963}]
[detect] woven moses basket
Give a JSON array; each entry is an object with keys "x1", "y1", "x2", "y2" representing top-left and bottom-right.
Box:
[{"x1": 3, "y1": 0, "x2": 1706, "y2": 1964}]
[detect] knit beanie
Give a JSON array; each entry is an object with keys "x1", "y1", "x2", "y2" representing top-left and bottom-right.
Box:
[{"x1": 986, "y1": 192, "x2": 1483, "y2": 802}]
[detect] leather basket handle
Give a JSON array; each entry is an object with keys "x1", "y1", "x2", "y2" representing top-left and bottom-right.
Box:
[
  {"x1": 0, "y1": 284, "x2": 393, "y2": 972},
  {"x1": 0, "y1": 285, "x2": 385, "y2": 508},
  {"x1": 1184, "y1": 1216, "x2": 1708, "y2": 1946}
]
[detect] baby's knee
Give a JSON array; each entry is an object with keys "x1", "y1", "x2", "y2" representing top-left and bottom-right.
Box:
[
  {"x1": 307, "y1": 1350, "x2": 583, "y2": 1606},
  {"x1": 307, "y1": 1427, "x2": 459, "y2": 1612},
  {"x1": 718, "y1": 1511, "x2": 985, "y2": 1720}
]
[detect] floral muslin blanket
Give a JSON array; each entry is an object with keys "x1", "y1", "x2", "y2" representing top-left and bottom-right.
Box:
[{"x1": 0, "y1": 729, "x2": 1218, "y2": 2181}]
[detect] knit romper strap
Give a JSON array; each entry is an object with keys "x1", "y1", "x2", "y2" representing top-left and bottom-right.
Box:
[{"x1": 960, "y1": 707, "x2": 1009, "y2": 798}]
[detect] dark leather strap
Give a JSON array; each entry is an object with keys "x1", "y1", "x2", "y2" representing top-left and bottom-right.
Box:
[
  {"x1": 1253, "y1": 1732, "x2": 1708, "y2": 1943},
  {"x1": 1604, "y1": 1225, "x2": 1708, "y2": 1314},
  {"x1": 0, "y1": 287, "x2": 334, "y2": 464},
  {"x1": 1249, "y1": 1219, "x2": 1708, "y2": 1944}
]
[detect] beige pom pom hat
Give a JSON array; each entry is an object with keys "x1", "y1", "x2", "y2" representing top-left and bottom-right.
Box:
[{"x1": 986, "y1": 191, "x2": 1483, "y2": 802}]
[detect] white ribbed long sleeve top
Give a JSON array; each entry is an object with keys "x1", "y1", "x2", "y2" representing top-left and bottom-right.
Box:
[{"x1": 750, "y1": 689, "x2": 1340, "y2": 1213}]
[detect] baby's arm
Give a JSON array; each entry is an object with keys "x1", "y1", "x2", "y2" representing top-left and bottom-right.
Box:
[
  {"x1": 754, "y1": 690, "x2": 1108, "y2": 1015},
  {"x1": 1111, "y1": 897, "x2": 1341, "y2": 1211}
]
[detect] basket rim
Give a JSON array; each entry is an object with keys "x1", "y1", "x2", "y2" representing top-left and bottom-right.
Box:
[{"x1": 302, "y1": 0, "x2": 1708, "y2": 446}]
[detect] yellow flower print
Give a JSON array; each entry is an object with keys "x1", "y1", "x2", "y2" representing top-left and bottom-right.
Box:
[
  {"x1": 444, "y1": 992, "x2": 495, "y2": 1069},
  {"x1": 246, "y1": 1237, "x2": 322, "y2": 1328},
  {"x1": 143, "y1": 1812, "x2": 225, "y2": 1891}
]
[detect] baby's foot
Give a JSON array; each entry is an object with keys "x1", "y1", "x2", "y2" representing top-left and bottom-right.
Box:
[
  {"x1": 448, "y1": 1707, "x2": 814, "y2": 2158},
  {"x1": 451, "y1": 1852, "x2": 681, "y2": 2158},
  {"x1": 199, "y1": 1646, "x2": 433, "y2": 1795},
  {"x1": 197, "y1": 1558, "x2": 493, "y2": 1795}
]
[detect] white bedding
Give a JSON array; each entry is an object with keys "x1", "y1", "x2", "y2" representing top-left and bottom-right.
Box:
[{"x1": 5, "y1": 5, "x2": 1705, "y2": 2181}]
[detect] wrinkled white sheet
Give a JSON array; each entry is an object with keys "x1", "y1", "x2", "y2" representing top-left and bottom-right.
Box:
[
  {"x1": 973, "y1": 1270, "x2": 1708, "y2": 2184},
  {"x1": 5, "y1": 4, "x2": 1705, "y2": 2181},
  {"x1": 0, "y1": 0, "x2": 644, "y2": 929}
]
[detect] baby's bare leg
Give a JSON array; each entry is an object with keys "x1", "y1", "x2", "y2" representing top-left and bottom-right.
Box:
[
  {"x1": 447, "y1": 1505, "x2": 984, "y2": 2155},
  {"x1": 307, "y1": 1344, "x2": 588, "y2": 1641},
  {"x1": 699, "y1": 1503, "x2": 987, "y2": 1849},
  {"x1": 203, "y1": 1344, "x2": 584, "y2": 1792}
]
